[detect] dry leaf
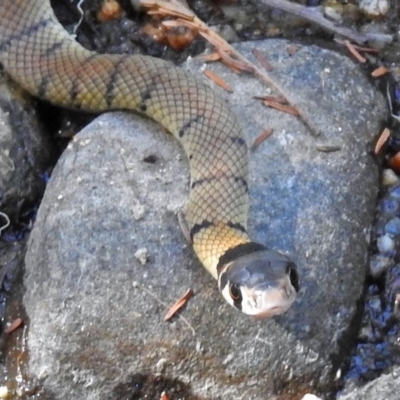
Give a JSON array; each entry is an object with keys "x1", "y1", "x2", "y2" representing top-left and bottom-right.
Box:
[
  {"x1": 164, "y1": 289, "x2": 193, "y2": 321},
  {"x1": 142, "y1": 22, "x2": 167, "y2": 43},
  {"x1": 204, "y1": 69, "x2": 233, "y2": 92},
  {"x1": 98, "y1": 0, "x2": 123, "y2": 22}
]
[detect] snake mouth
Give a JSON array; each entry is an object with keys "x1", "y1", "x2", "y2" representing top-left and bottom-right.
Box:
[
  {"x1": 240, "y1": 274, "x2": 297, "y2": 318},
  {"x1": 254, "y1": 306, "x2": 290, "y2": 319}
]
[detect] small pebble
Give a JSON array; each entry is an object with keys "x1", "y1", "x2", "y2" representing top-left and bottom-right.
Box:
[
  {"x1": 388, "y1": 183, "x2": 400, "y2": 198},
  {"x1": 359, "y1": 325, "x2": 374, "y2": 341},
  {"x1": 134, "y1": 248, "x2": 148, "y2": 265},
  {"x1": 155, "y1": 358, "x2": 167, "y2": 372},
  {"x1": 359, "y1": 0, "x2": 389, "y2": 16},
  {"x1": 301, "y1": 395, "x2": 323, "y2": 400},
  {"x1": 394, "y1": 294, "x2": 400, "y2": 320},
  {"x1": 369, "y1": 254, "x2": 391, "y2": 277},
  {"x1": 385, "y1": 217, "x2": 400, "y2": 235},
  {"x1": 0, "y1": 386, "x2": 8, "y2": 398},
  {"x1": 383, "y1": 169, "x2": 400, "y2": 186},
  {"x1": 323, "y1": 3, "x2": 343, "y2": 22},
  {"x1": 132, "y1": 204, "x2": 146, "y2": 220},
  {"x1": 379, "y1": 198, "x2": 399, "y2": 214},
  {"x1": 377, "y1": 234, "x2": 394, "y2": 253},
  {"x1": 368, "y1": 296, "x2": 381, "y2": 311}
]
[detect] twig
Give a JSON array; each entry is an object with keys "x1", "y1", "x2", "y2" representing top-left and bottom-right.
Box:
[
  {"x1": 258, "y1": 0, "x2": 393, "y2": 45},
  {"x1": 0, "y1": 212, "x2": 10, "y2": 236},
  {"x1": 74, "y1": 0, "x2": 86, "y2": 34},
  {"x1": 387, "y1": 83, "x2": 400, "y2": 123}
]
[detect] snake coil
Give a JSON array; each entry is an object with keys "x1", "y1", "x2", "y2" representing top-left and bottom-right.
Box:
[{"x1": 0, "y1": 0, "x2": 298, "y2": 317}]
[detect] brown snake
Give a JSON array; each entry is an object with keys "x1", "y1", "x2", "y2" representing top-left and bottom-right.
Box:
[{"x1": 0, "y1": 0, "x2": 298, "y2": 317}]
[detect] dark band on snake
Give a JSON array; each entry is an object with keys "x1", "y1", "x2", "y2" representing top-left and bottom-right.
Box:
[{"x1": 0, "y1": 0, "x2": 299, "y2": 317}]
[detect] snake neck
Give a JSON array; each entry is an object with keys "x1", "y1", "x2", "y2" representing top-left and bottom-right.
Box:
[{"x1": 192, "y1": 222, "x2": 250, "y2": 279}]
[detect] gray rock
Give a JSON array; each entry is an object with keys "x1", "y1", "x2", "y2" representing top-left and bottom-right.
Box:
[
  {"x1": 23, "y1": 39, "x2": 386, "y2": 399},
  {"x1": 0, "y1": 73, "x2": 50, "y2": 220},
  {"x1": 339, "y1": 367, "x2": 400, "y2": 400}
]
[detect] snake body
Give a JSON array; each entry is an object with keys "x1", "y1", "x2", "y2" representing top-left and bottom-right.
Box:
[{"x1": 0, "y1": 0, "x2": 298, "y2": 317}]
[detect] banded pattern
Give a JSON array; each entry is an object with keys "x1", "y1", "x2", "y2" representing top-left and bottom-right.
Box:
[{"x1": 0, "y1": 0, "x2": 252, "y2": 278}]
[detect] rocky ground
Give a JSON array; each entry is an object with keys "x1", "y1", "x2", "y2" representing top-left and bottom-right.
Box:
[{"x1": 0, "y1": 0, "x2": 400, "y2": 399}]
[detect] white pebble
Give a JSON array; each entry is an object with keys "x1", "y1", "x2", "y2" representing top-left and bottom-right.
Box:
[
  {"x1": 155, "y1": 358, "x2": 167, "y2": 372},
  {"x1": 359, "y1": 0, "x2": 389, "y2": 16},
  {"x1": 134, "y1": 248, "x2": 148, "y2": 265},
  {"x1": 377, "y1": 234, "x2": 394, "y2": 253},
  {"x1": 383, "y1": 169, "x2": 400, "y2": 186},
  {"x1": 0, "y1": 386, "x2": 8, "y2": 398},
  {"x1": 301, "y1": 395, "x2": 323, "y2": 400},
  {"x1": 369, "y1": 254, "x2": 391, "y2": 277}
]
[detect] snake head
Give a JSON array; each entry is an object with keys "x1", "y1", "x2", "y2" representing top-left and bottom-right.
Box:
[{"x1": 218, "y1": 246, "x2": 299, "y2": 318}]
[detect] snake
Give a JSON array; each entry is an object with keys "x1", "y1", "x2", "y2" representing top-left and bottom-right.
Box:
[{"x1": 0, "y1": 0, "x2": 299, "y2": 317}]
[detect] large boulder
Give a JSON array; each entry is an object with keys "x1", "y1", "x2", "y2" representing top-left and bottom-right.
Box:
[{"x1": 23, "y1": 39, "x2": 386, "y2": 399}]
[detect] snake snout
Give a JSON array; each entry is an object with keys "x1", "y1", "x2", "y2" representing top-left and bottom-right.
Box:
[{"x1": 218, "y1": 248, "x2": 299, "y2": 317}]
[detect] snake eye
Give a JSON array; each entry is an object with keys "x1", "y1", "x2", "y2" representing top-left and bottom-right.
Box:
[{"x1": 229, "y1": 283, "x2": 242, "y2": 301}]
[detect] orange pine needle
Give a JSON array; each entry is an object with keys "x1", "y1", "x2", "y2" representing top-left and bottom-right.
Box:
[
  {"x1": 371, "y1": 66, "x2": 388, "y2": 78},
  {"x1": 160, "y1": 392, "x2": 171, "y2": 400},
  {"x1": 5, "y1": 318, "x2": 24, "y2": 334},
  {"x1": 252, "y1": 49, "x2": 273, "y2": 71},
  {"x1": 334, "y1": 39, "x2": 379, "y2": 53},
  {"x1": 216, "y1": 48, "x2": 253, "y2": 73},
  {"x1": 251, "y1": 128, "x2": 273, "y2": 151},
  {"x1": 196, "y1": 52, "x2": 221, "y2": 62},
  {"x1": 344, "y1": 40, "x2": 366, "y2": 63},
  {"x1": 352, "y1": 45, "x2": 379, "y2": 53},
  {"x1": 375, "y1": 127, "x2": 390, "y2": 154},
  {"x1": 254, "y1": 95, "x2": 287, "y2": 104},
  {"x1": 164, "y1": 289, "x2": 193, "y2": 321},
  {"x1": 204, "y1": 69, "x2": 233, "y2": 92},
  {"x1": 263, "y1": 100, "x2": 300, "y2": 116}
]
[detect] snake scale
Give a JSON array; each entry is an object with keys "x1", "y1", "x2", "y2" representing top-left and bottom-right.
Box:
[{"x1": 0, "y1": 0, "x2": 298, "y2": 317}]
